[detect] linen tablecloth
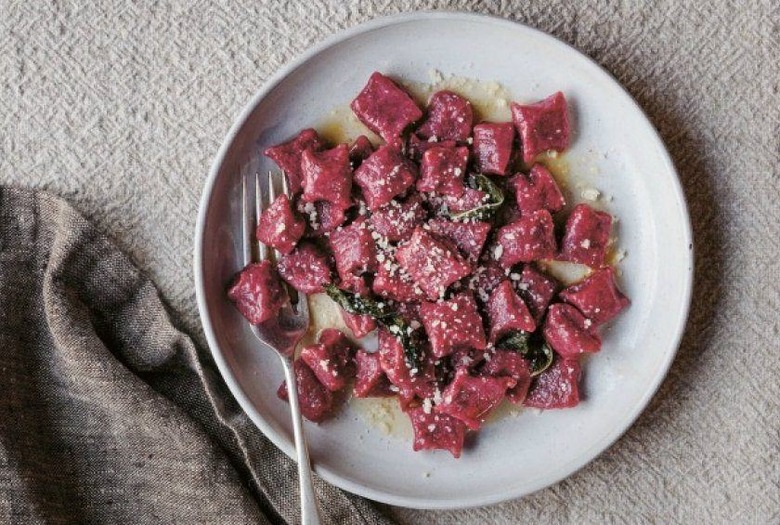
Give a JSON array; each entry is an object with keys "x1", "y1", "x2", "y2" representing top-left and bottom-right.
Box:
[{"x1": 1, "y1": 1, "x2": 778, "y2": 523}]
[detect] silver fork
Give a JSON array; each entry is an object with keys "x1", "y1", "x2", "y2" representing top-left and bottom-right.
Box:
[{"x1": 242, "y1": 170, "x2": 322, "y2": 525}]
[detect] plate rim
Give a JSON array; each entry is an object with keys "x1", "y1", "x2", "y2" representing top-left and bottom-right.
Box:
[{"x1": 193, "y1": 10, "x2": 694, "y2": 510}]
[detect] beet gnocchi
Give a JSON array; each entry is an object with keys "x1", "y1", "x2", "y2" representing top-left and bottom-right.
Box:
[{"x1": 228, "y1": 72, "x2": 630, "y2": 458}]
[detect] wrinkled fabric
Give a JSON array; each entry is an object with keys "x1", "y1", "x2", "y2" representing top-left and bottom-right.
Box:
[
  {"x1": 0, "y1": 188, "x2": 391, "y2": 524},
  {"x1": 1, "y1": 1, "x2": 779, "y2": 523}
]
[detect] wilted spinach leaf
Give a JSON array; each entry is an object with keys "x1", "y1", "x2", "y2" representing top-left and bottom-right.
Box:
[
  {"x1": 449, "y1": 174, "x2": 505, "y2": 221},
  {"x1": 325, "y1": 284, "x2": 423, "y2": 372}
]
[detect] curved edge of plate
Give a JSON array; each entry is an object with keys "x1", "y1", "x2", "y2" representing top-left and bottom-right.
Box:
[{"x1": 193, "y1": 11, "x2": 694, "y2": 510}]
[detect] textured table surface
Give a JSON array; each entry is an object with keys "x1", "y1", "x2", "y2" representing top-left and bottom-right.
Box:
[{"x1": 2, "y1": 1, "x2": 779, "y2": 523}]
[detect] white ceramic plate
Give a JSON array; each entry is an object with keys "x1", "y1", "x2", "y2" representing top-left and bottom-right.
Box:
[{"x1": 194, "y1": 12, "x2": 693, "y2": 509}]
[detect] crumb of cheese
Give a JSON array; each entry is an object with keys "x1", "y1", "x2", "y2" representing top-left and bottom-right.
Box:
[{"x1": 581, "y1": 187, "x2": 601, "y2": 201}]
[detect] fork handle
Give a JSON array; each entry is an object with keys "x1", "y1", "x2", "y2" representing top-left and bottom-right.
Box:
[{"x1": 282, "y1": 356, "x2": 323, "y2": 525}]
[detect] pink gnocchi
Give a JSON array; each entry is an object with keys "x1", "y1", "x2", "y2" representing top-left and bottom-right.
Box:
[{"x1": 230, "y1": 73, "x2": 629, "y2": 457}]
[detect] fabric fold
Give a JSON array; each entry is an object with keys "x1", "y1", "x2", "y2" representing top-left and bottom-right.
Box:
[{"x1": 0, "y1": 186, "x2": 392, "y2": 525}]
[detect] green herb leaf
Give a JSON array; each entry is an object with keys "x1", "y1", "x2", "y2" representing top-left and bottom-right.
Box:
[
  {"x1": 526, "y1": 342, "x2": 554, "y2": 377},
  {"x1": 497, "y1": 330, "x2": 531, "y2": 354},
  {"x1": 324, "y1": 284, "x2": 394, "y2": 319},
  {"x1": 450, "y1": 174, "x2": 505, "y2": 221},
  {"x1": 497, "y1": 330, "x2": 554, "y2": 377},
  {"x1": 324, "y1": 284, "x2": 423, "y2": 371},
  {"x1": 385, "y1": 315, "x2": 425, "y2": 372}
]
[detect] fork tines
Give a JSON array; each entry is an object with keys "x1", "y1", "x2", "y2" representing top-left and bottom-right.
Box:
[{"x1": 243, "y1": 168, "x2": 308, "y2": 321}]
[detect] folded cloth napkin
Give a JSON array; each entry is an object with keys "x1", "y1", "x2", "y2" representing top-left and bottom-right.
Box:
[{"x1": 0, "y1": 186, "x2": 392, "y2": 525}]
